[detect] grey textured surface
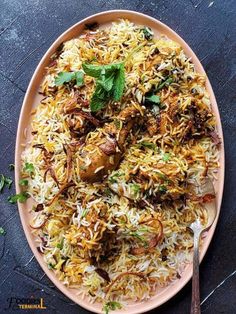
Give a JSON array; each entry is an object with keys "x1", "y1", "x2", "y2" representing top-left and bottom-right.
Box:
[{"x1": 0, "y1": 0, "x2": 236, "y2": 313}]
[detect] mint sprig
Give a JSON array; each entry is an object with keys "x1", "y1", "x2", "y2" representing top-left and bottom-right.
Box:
[{"x1": 82, "y1": 62, "x2": 125, "y2": 112}]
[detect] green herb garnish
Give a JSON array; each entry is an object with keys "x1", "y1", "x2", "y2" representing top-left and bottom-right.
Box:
[
  {"x1": 82, "y1": 62, "x2": 125, "y2": 112},
  {"x1": 8, "y1": 192, "x2": 30, "y2": 204},
  {"x1": 8, "y1": 164, "x2": 15, "y2": 171},
  {"x1": 130, "y1": 183, "x2": 141, "y2": 195},
  {"x1": 129, "y1": 231, "x2": 146, "y2": 244},
  {"x1": 0, "y1": 174, "x2": 13, "y2": 192},
  {"x1": 19, "y1": 179, "x2": 29, "y2": 186},
  {"x1": 104, "y1": 188, "x2": 112, "y2": 196},
  {"x1": 108, "y1": 172, "x2": 123, "y2": 184},
  {"x1": 141, "y1": 26, "x2": 154, "y2": 40},
  {"x1": 162, "y1": 153, "x2": 170, "y2": 162},
  {"x1": 103, "y1": 301, "x2": 122, "y2": 314},
  {"x1": 157, "y1": 172, "x2": 168, "y2": 180},
  {"x1": 138, "y1": 141, "x2": 156, "y2": 149},
  {"x1": 48, "y1": 263, "x2": 56, "y2": 270},
  {"x1": 113, "y1": 119, "x2": 122, "y2": 129},
  {"x1": 56, "y1": 238, "x2": 64, "y2": 250},
  {"x1": 159, "y1": 185, "x2": 167, "y2": 193},
  {"x1": 156, "y1": 77, "x2": 173, "y2": 91},
  {"x1": 0, "y1": 227, "x2": 6, "y2": 236},
  {"x1": 55, "y1": 71, "x2": 84, "y2": 86},
  {"x1": 145, "y1": 95, "x2": 160, "y2": 104},
  {"x1": 23, "y1": 163, "x2": 35, "y2": 175},
  {"x1": 81, "y1": 208, "x2": 89, "y2": 218}
]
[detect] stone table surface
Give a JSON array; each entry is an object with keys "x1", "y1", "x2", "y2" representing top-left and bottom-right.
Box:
[{"x1": 0, "y1": 0, "x2": 235, "y2": 313}]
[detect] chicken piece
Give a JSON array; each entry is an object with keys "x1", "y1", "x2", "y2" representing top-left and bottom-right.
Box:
[{"x1": 77, "y1": 104, "x2": 144, "y2": 182}]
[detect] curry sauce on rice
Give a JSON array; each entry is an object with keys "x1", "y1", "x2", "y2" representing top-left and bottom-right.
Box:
[{"x1": 20, "y1": 19, "x2": 220, "y2": 310}]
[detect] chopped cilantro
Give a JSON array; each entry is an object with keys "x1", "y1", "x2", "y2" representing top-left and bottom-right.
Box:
[
  {"x1": 156, "y1": 77, "x2": 173, "y2": 91},
  {"x1": 162, "y1": 153, "x2": 170, "y2": 162},
  {"x1": 4, "y1": 177, "x2": 12, "y2": 189},
  {"x1": 130, "y1": 183, "x2": 141, "y2": 195},
  {"x1": 8, "y1": 192, "x2": 30, "y2": 204},
  {"x1": 0, "y1": 174, "x2": 13, "y2": 192},
  {"x1": 159, "y1": 185, "x2": 167, "y2": 193},
  {"x1": 8, "y1": 164, "x2": 15, "y2": 171},
  {"x1": 19, "y1": 179, "x2": 29, "y2": 186},
  {"x1": 48, "y1": 263, "x2": 56, "y2": 270},
  {"x1": 108, "y1": 172, "x2": 123, "y2": 184},
  {"x1": 129, "y1": 231, "x2": 146, "y2": 243},
  {"x1": 81, "y1": 208, "x2": 89, "y2": 218},
  {"x1": 103, "y1": 301, "x2": 122, "y2": 314},
  {"x1": 23, "y1": 163, "x2": 35, "y2": 175},
  {"x1": 0, "y1": 227, "x2": 6, "y2": 236},
  {"x1": 113, "y1": 119, "x2": 122, "y2": 129},
  {"x1": 141, "y1": 26, "x2": 154, "y2": 40},
  {"x1": 145, "y1": 95, "x2": 160, "y2": 104},
  {"x1": 56, "y1": 238, "x2": 64, "y2": 250},
  {"x1": 157, "y1": 172, "x2": 167, "y2": 180},
  {"x1": 104, "y1": 188, "x2": 112, "y2": 196}
]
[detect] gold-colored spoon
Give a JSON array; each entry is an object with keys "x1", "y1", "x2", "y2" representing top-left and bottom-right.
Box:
[{"x1": 189, "y1": 177, "x2": 217, "y2": 314}]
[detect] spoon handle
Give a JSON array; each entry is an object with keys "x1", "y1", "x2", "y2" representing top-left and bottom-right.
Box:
[{"x1": 191, "y1": 229, "x2": 202, "y2": 314}]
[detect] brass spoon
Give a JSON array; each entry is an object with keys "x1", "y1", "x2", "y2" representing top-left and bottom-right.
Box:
[{"x1": 189, "y1": 177, "x2": 217, "y2": 314}]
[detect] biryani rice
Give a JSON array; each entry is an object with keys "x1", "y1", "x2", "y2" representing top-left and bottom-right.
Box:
[{"x1": 21, "y1": 19, "x2": 220, "y2": 308}]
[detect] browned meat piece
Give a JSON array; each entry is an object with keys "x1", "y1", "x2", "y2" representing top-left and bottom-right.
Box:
[
  {"x1": 159, "y1": 112, "x2": 168, "y2": 135},
  {"x1": 146, "y1": 114, "x2": 158, "y2": 136},
  {"x1": 77, "y1": 104, "x2": 144, "y2": 182}
]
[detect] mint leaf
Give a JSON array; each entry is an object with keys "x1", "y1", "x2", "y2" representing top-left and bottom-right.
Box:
[
  {"x1": 55, "y1": 72, "x2": 74, "y2": 86},
  {"x1": 97, "y1": 72, "x2": 115, "y2": 92},
  {"x1": 74, "y1": 71, "x2": 84, "y2": 86},
  {"x1": 8, "y1": 192, "x2": 30, "y2": 204},
  {"x1": 55, "y1": 71, "x2": 84, "y2": 86},
  {"x1": 90, "y1": 85, "x2": 107, "y2": 112},
  {"x1": 82, "y1": 63, "x2": 103, "y2": 78},
  {"x1": 83, "y1": 62, "x2": 125, "y2": 112},
  {"x1": 113, "y1": 63, "x2": 125, "y2": 101}
]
